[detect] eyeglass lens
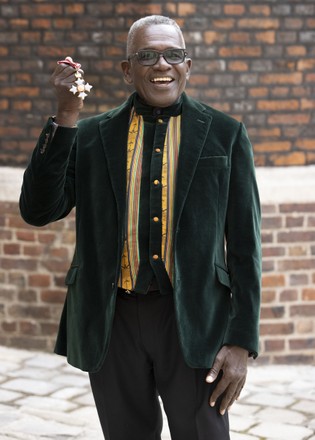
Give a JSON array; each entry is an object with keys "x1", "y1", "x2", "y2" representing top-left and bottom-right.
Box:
[{"x1": 137, "y1": 49, "x2": 186, "y2": 65}]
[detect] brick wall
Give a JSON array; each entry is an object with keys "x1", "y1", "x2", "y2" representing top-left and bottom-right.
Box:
[
  {"x1": 0, "y1": 167, "x2": 315, "y2": 364},
  {"x1": 1, "y1": 0, "x2": 315, "y2": 167}
]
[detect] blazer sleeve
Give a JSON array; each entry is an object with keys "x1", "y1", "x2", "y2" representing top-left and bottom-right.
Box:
[
  {"x1": 223, "y1": 122, "x2": 261, "y2": 357},
  {"x1": 19, "y1": 117, "x2": 78, "y2": 226}
]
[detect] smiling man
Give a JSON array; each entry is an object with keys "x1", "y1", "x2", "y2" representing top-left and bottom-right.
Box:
[{"x1": 20, "y1": 15, "x2": 261, "y2": 440}]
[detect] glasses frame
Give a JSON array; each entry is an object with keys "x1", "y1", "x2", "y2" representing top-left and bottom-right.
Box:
[{"x1": 128, "y1": 48, "x2": 188, "y2": 66}]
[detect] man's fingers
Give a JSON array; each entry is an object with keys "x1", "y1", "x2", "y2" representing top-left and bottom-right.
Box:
[
  {"x1": 209, "y1": 376, "x2": 230, "y2": 407},
  {"x1": 206, "y1": 353, "x2": 224, "y2": 383}
]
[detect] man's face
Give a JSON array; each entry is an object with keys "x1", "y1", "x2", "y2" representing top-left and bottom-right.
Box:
[{"x1": 121, "y1": 24, "x2": 192, "y2": 108}]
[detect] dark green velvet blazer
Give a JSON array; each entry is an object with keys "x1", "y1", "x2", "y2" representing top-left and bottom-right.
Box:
[{"x1": 20, "y1": 92, "x2": 261, "y2": 372}]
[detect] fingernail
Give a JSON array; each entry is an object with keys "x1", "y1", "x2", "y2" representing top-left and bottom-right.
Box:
[
  {"x1": 220, "y1": 409, "x2": 226, "y2": 415},
  {"x1": 210, "y1": 401, "x2": 215, "y2": 407},
  {"x1": 206, "y1": 376, "x2": 214, "y2": 383}
]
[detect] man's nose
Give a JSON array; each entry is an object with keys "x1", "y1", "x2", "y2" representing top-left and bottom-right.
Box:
[{"x1": 153, "y1": 54, "x2": 171, "y2": 69}]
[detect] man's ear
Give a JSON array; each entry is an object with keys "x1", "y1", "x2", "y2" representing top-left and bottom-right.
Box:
[
  {"x1": 121, "y1": 60, "x2": 133, "y2": 85},
  {"x1": 185, "y1": 58, "x2": 192, "y2": 81}
]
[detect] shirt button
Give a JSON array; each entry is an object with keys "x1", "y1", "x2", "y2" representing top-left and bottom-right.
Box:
[
  {"x1": 157, "y1": 118, "x2": 163, "y2": 124},
  {"x1": 153, "y1": 216, "x2": 159, "y2": 222},
  {"x1": 153, "y1": 179, "x2": 160, "y2": 186},
  {"x1": 152, "y1": 254, "x2": 159, "y2": 260},
  {"x1": 155, "y1": 148, "x2": 161, "y2": 153}
]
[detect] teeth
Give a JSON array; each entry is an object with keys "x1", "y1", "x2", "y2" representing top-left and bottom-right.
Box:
[{"x1": 151, "y1": 77, "x2": 172, "y2": 83}]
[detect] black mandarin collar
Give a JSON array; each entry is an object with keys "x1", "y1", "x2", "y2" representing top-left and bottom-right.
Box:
[{"x1": 133, "y1": 93, "x2": 183, "y2": 118}]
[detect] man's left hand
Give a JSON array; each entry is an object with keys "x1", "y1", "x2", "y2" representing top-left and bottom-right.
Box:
[{"x1": 206, "y1": 345, "x2": 248, "y2": 415}]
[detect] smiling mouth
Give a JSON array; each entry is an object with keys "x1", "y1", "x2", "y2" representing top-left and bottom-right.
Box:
[{"x1": 150, "y1": 77, "x2": 174, "y2": 84}]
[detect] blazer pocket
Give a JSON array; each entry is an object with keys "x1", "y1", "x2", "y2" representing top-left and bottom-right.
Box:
[
  {"x1": 215, "y1": 264, "x2": 231, "y2": 289},
  {"x1": 197, "y1": 156, "x2": 228, "y2": 168},
  {"x1": 65, "y1": 266, "x2": 78, "y2": 285}
]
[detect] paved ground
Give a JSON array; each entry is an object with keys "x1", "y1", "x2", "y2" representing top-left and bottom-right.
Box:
[{"x1": 0, "y1": 346, "x2": 314, "y2": 440}]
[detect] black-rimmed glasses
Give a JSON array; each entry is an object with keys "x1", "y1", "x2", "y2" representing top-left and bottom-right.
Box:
[{"x1": 128, "y1": 48, "x2": 188, "y2": 66}]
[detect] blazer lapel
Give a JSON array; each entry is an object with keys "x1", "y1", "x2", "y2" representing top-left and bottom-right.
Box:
[
  {"x1": 174, "y1": 94, "x2": 213, "y2": 229},
  {"x1": 98, "y1": 97, "x2": 133, "y2": 223}
]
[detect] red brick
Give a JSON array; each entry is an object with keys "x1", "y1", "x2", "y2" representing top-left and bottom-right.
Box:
[
  {"x1": 262, "y1": 274, "x2": 285, "y2": 288},
  {"x1": 0, "y1": 86, "x2": 40, "y2": 98},
  {"x1": 301, "y1": 99, "x2": 315, "y2": 110},
  {"x1": 2, "y1": 321, "x2": 17, "y2": 333},
  {"x1": 228, "y1": 61, "x2": 248, "y2": 71},
  {"x1": 0, "y1": 258, "x2": 38, "y2": 271},
  {"x1": 261, "y1": 290, "x2": 276, "y2": 303},
  {"x1": 224, "y1": 5, "x2": 245, "y2": 15},
  {"x1": 204, "y1": 31, "x2": 227, "y2": 44},
  {"x1": 280, "y1": 289, "x2": 298, "y2": 302},
  {"x1": 219, "y1": 46, "x2": 261, "y2": 57},
  {"x1": 53, "y1": 19, "x2": 73, "y2": 29},
  {"x1": 40, "y1": 322, "x2": 59, "y2": 336},
  {"x1": 286, "y1": 46, "x2": 307, "y2": 56},
  {"x1": 23, "y1": 245, "x2": 43, "y2": 256},
  {"x1": 212, "y1": 19, "x2": 235, "y2": 29},
  {"x1": 249, "y1": 5, "x2": 271, "y2": 16},
  {"x1": 280, "y1": 203, "x2": 315, "y2": 213},
  {"x1": 255, "y1": 142, "x2": 291, "y2": 153},
  {"x1": 178, "y1": 3, "x2": 197, "y2": 16},
  {"x1": 262, "y1": 246, "x2": 285, "y2": 257},
  {"x1": 255, "y1": 31, "x2": 276, "y2": 44},
  {"x1": 290, "y1": 305, "x2": 315, "y2": 317},
  {"x1": 261, "y1": 73, "x2": 303, "y2": 85},
  {"x1": 288, "y1": 246, "x2": 308, "y2": 257},
  {"x1": 64, "y1": 4, "x2": 85, "y2": 14},
  {"x1": 278, "y1": 259, "x2": 315, "y2": 271},
  {"x1": 278, "y1": 230, "x2": 315, "y2": 242},
  {"x1": 18, "y1": 289, "x2": 37, "y2": 302},
  {"x1": 238, "y1": 18, "x2": 279, "y2": 29},
  {"x1": 228, "y1": 32, "x2": 250, "y2": 43},
  {"x1": 28, "y1": 274, "x2": 51, "y2": 287},
  {"x1": 260, "y1": 323, "x2": 294, "y2": 335},
  {"x1": 285, "y1": 216, "x2": 304, "y2": 227},
  {"x1": 3, "y1": 244, "x2": 20, "y2": 255},
  {"x1": 19, "y1": 321, "x2": 39, "y2": 335},
  {"x1": 37, "y1": 232, "x2": 56, "y2": 244},
  {"x1": 290, "y1": 274, "x2": 309, "y2": 286},
  {"x1": 289, "y1": 338, "x2": 315, "y2": 350},
  {"x1": 258, "y1": 100, "x2": 300, "y2": 111},
  {"x1": 8, "y1": 304, "x2": 51, "y2": 319},
  {"x1": 21, "y1": 4, "x2": 62, "y2": 15},
  {"x1": 41, "y1": 289, "x2": 66, "y2": 304},
  {"x1": 302, "y1": 288, "x2": 315, "y2": 301},
  {"x1": 269, "y1": 114, "x2": 310, "y2": 125},
  {"x1": 261, "y1": 306, "x2": 285, "y2": 319},
  {"x1": 115, "y1": 4, "x2": 161, "y2": 15},
  {"x1": 264, "y1": 340, "x2": 285, "y2": 352},
  {"x1": 248, "y1": 87, "x2": 269, "y2": 98},
  {"x1": 31, "y1": 19, "x2": 53, "y2": 29}
]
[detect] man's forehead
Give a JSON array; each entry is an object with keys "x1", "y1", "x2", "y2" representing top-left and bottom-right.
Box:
[{"x1": 133, "y1": 24, "x2": 184, "y2": 47}]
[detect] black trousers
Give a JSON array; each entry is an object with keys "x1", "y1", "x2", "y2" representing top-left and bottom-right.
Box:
[{"x1": 89, "y1": 290, "x2": 230, "y2": 440}]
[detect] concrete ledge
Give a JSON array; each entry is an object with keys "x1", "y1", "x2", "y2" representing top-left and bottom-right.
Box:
[{"x1": 1, "y1": 165, "x2": 315, "y2": 203}]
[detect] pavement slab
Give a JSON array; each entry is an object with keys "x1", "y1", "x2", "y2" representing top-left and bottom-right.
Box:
[{"x1": 0, "y1": 346, "x2": 314, "y2": 440}]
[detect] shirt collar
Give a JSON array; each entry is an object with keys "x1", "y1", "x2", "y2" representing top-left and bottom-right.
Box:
[{"x1": 133, "y1": 93, "x2": 183, "y2": 118}]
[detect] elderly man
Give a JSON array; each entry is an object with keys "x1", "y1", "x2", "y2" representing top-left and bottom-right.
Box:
[{"x1": 20, "y1": 15, "x2": 261, "y2": 440}]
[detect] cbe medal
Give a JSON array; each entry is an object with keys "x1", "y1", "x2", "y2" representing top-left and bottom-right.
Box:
[{"x1": 57, "y1": 56, "x2": 93, "y2": 100}]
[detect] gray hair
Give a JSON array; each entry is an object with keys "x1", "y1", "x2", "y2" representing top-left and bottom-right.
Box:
[{"x1": 126, "y1": 15, "x2": 184, "y2": 56}]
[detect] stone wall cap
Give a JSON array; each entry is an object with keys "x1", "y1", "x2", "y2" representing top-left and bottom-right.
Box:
[{"x1": 1, "y1": 165, "x2": 315, "y2": 203}]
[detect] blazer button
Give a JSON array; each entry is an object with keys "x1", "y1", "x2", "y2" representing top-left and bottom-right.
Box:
[
  {"x1": 152, "y1": 254, "x2": 159, "y2": 260},
  {"x1": 153, "y1": 216, "x2": 159, "y2": 222},
  {"x1": 153, "y1": 179, "x2": 160, "y2": 186},
  {"x1": 157, "y1": 118, "x2": 163, "y2": 124}
]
